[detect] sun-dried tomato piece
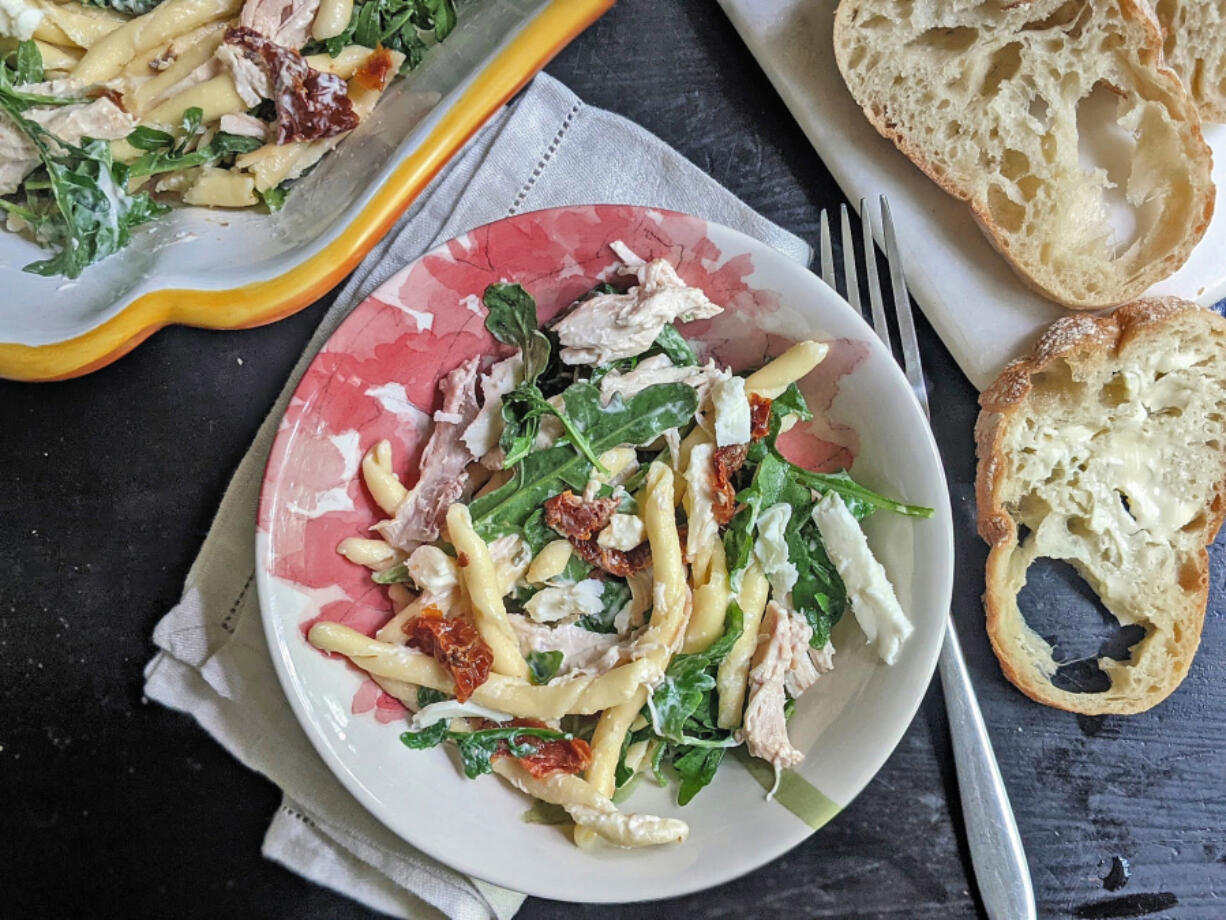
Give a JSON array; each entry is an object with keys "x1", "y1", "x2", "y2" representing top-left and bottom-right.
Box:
[
  {"x1": 569, "y1": 536, "x2": 652, "y2": 577},
  {"x1": 91, "y1": 87, "x2": 127, "y2": 112},
  {"x1": 404, "y1": 607, "x2": 492, "y2": 703},
  {"x1": 352, "y1": 46, "x2": 395, "y2": 92},
  {"x1": 486, "y1": 718, "x2": 592, "y2": 779},
  {"x1": 711, "y1": 444, "x2": 750, "y2": 525},
  {"x1": 223, "y1": 26, "x2": 358, "y2": 144},
  {"x1": 749, "y1": 393, "x2": 772, "y2": 441},
  {"x1": 544, "y1": 490, "x2": 620, "y2": 540}
]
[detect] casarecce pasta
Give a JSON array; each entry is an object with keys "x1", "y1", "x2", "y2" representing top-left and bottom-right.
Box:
[
  {"x1": 307, "y1": 242, "x2": 934, "y2": 848},
  {"x1": 0, "y1": 0, "x2": 456, "y2": 277}
]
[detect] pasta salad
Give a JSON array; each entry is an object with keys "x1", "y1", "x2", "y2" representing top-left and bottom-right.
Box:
[
  {"x1": 308, "y1": 242, "x2": 933, "y2": 849},
  {"x1": 0, "y1": 0, "x2": 455, "y2": 277}
]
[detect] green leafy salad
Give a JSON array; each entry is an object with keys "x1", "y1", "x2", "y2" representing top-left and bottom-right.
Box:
[{"x1": 308, "y1": 242, "x2": 932, "y2": 848}]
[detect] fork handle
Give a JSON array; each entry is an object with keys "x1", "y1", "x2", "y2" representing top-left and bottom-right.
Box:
[{"x1": 939, "y1": 618, "x2": 1036, "y2": 920}]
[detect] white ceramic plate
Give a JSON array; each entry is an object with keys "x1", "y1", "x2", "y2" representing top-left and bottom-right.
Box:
[
  {"x1": 255, "y1": 204, "x2": 954, "y2": 901},
  {"x1": 720, "y1": 0, "x2": 1226, "y2": 389}
]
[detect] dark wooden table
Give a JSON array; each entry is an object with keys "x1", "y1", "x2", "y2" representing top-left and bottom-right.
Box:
[{"x1": 2, "y1": 2, "x2": 1223, "y2": 918}]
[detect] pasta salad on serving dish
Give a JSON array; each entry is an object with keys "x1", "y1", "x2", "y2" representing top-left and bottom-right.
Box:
[
  {"x1": 0, "y1": 0, "x2": 455, "y2": 277},
  {"x1": 308, "y1": 241, "x2": 933, "y2": 849}
]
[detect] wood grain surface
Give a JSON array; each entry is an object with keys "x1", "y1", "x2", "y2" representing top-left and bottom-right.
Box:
[{"x1": 1, "y1": 2, "x2": 1222, "y2": 918}]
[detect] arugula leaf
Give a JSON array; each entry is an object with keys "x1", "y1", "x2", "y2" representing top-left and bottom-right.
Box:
[
  {"x1": 126, "y1": 126, "x2": 262, "y2": 178},
  {"x1": 785, "y1": 467, "x2": 932, "y2": 519},
  {"x1": 0, "y1": 96, "x2": 167, "y2": 278},
  {"x1": 15, "y1": 40, "x2": 43, "y2": 84},
  {"x1": 181, "y1": 105, "x2": 204, "y2": 136},
  {"x1": 723, "y1": 452, "x2": 790, "y2": 589},
  {"x1": 640, "y1": 604, "x2": 744, "y2": 804},
  {"x1": 417, "y1": 687, "x2": 449, "y2": 708},
  {"x1": 259, "y1": 185, "x2": 288, "y2": 213},
  {"x1": 555, "y1": 553, "x2": 594, "y2": 585},
  {"x1": 457, "y1": 726, "x2": 572, "y2": 779},
  {"x1": 400, "y1": 720, "x2": 448, "y2": 749},
  {"x1": 1, "y1": 43, "x2": 81, "y2": 108},
  {"x1": 771, "y1": 382, "x2": 813, "y2": 423},
  {"x1": 305, "y1": 0, "x2": 457, "y2": 75},
  {"x1": 785, "y1": 515, "x2": 846, "y2": 648},
  {"x1": 674, "y1": 746, "x2": 725, "y2": 806},
  {"x1": 578, "y1": 579, "x2": 630, "y2": 634},
  {"x1": 646, "y1": 602, "x2": 743, "y2": 746},
  {"x1": 400, "y1": 720, "x2": 574, "y2": 779},
  {"x1": 650, "y1": 324, "x2": 698, "y2": 366},
  {"x1": 483, "y1": 282, "x2": 549, "y2": 371},
  {"x1": 371, "y1": 563, "x2": 412, "y2": 585},
  {"x1": 526, "y1": 650, "x2": 563, "y2": 685},
  {"x1": 519, "y1": 508, "x2": 554, "y2": 558},
  {"x1": 421, "y1": 0, "x2": 457, "y2": 38},
  {"x1": 483, "y1": 283, "x2": 606, "y2": 471},
  {"x1": 703, "y1": 600, "x2": 746, "y2": 662},
  {"x1": 469, "y1": 382, "x2": 698, "y2": 541},
  {"x1": 501, "y1": 383, "x2": 609, "y2": 471},
  {"x1": 125, "y1": 125, "x2": 176, "y2": 152},
  {"x1": 85, "y1": 0, "x2": 165, "y2": 13}
]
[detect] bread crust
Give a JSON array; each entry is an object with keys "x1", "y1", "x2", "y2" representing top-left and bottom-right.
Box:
[
  {"x1": 974, "y1": 298, "x2": 1226, "y2": 714},
  {"x1": 833, "y1": 0, "x2": 1216, "y2": 310}
]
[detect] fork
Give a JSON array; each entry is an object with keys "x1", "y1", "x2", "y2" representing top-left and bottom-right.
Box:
[{"x1": 820, "y1": 197, "x2": 1036, "y2": 920}]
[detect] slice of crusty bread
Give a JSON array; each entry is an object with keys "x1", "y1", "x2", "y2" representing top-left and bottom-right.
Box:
[
  {"x1": 975, "y1": 298, "x2": 1226, "y2": 714},
  {"x1": 1154, "y1": 0, "x2": 1226, "y2": 123},
  {"x1": 833, "y1": 0, "x2": 1215, "y2": 310}
]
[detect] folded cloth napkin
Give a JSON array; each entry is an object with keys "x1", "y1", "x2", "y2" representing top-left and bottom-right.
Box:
[{"x1": 144, "y1": 72, "x2": 809, "y2": 920}]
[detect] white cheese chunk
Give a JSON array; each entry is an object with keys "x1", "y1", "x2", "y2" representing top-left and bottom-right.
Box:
[
  {"x1": 811, "y1": 492, "x2": 912, "y2": 665},
  {"x1": 0, "y1": 0, "x2": 44, "y2": 41},
  {"x1": 597, "y1": 513, "x2": 646, "y2": 551},
  {"x1": 754, "y1": 502, "x2": 798, "y2": 599},
  {"x1": 711, "y1": 373, "x2": 751, "y2": 446},
  {"x1": 405, "y1": 545, "x2": 459, "y2": 595},
  {"x1": 408, "y1": 698, "x2": 513, "y2": 731},
  {"x1": 524, "y1": 578, "x2": 605, "y2": 624}
]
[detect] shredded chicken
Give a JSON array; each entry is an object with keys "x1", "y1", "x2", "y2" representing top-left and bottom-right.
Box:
[
  {"x1": 740, "y1": 602, "x2": 816, "y2": 783},
  {"x1": 219, "y1": 111, "x2": 269, "y2": 139},
  {"x1": 0, "y1": 97, "x2": 133, "y2": 195},
  {"x1": 217, "y1": 42, "x2": 271, "y2": 107},
  {"x1": 221, "y1": 27, "x2": 357, "y2": 143},
  {"x1": 598, "y1": 354, "x2": 724, "y2": 406},
  {"x1": 461, "y1": 353, "x2": 524, "y2": 459},
  {"x1": 509, "y1": 616, "x2": 623, "y2": 677},
  {"x1": 374, "y1": 357, "x2": 481, "y2": 551},
  {"x1": 552, "y1": 242, "x2": 723, "y2": 365},
  {"x1": 238, "y1": 0, "x2": 321, "y2": 48}
]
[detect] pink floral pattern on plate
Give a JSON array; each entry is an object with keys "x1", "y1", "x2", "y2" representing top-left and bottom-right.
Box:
[{"x1": 259, "y1": 204, "x2": 866, "y2": 719}]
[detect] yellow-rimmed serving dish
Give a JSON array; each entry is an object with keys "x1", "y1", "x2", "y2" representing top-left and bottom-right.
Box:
[{"x1": 0, "y1": 0, "x2": 611, "y2": 381}]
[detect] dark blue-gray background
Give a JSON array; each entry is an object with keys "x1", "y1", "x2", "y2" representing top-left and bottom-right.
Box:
[{"x1": 1, "y1": 2, "x2": 1222, "y2": 917}]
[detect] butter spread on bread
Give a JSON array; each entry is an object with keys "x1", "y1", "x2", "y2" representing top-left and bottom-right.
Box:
[
  {"x1": 833, "y1": 0, "x2": 1215, "y2": 310},
  {"x1": 975, "y1": 298, "x2": 1226, "y2": 714}
]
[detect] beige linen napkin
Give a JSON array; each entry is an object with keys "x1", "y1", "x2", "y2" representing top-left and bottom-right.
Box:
[{"x1": 144, "y1": 72, "x2": 809, "y2": 919}]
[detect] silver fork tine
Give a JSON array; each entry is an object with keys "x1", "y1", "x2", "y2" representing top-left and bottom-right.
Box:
[
  {"x1": 840, "y1": 204, "x2": 861, "y2": 316},
  {"x1": 819, "y1": 210, "x2": 837, "y2": 292},
  {"x1": 860, "y1": 197, "x2": 892, "y2": 355},
  {"x1": 880, "y1": 196, "x2": 928, "y2": 420}
]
